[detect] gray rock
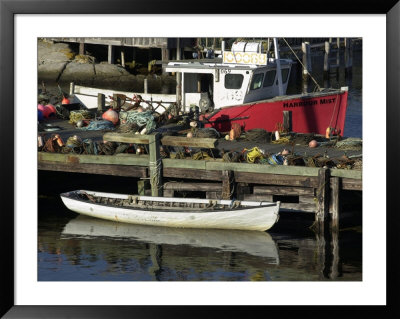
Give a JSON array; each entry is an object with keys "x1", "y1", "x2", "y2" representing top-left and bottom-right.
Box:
[
  {"x1": 59, "y1": 62, "x2": 95, "y2": 84},
  {"x1": 38, "y1": 62, "x2": 69, "y2": 82}
]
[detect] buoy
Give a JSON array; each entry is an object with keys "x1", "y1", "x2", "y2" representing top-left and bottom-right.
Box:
[
  {"x1": 102, "y1": 108, "x2": 119, "y2": 125},
  {"x1": 187, "y1": 132, "x2": 193, "y2": 138},
  {"x1": 38, "y1": 104, "x2": 45, "y2": 113},
  {"x1": 309, "y1": 140, "x2": 318, "y2": 148},
  {"x1": 62, "y1": 97, "x2": 70, "y2": 105},
  {"x1": 325, "y1": 127, "x2": 331, "y2": 139},
  {"x1": 45, "y1": 104, "x2": 56, "y2": 117},
  {"x1": 275, "y1": 131, "x2": 280, "y2": 141},
  {"x1": 37, "y1": 136, "x2": 44, "y2": 147},
  {"x1": 53, "y1": 134, "x2": 64, "y2": 147},
  {"x1": 38, "y1": 110, "x2": 44, "y2": 122}
]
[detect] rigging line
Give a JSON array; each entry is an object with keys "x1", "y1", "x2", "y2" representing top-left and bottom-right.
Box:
[{"x1": 281, "y1": 38, "x2": 322, "y2": 91}]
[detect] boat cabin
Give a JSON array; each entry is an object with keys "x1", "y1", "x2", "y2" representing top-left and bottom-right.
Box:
[{"x1": 164, "y1": 54, "x2": 293, "y2": 113}]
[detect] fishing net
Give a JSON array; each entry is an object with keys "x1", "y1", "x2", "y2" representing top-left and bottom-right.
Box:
[{"x1": 244, "y1": 129, "x2": 270, "y2": 143}]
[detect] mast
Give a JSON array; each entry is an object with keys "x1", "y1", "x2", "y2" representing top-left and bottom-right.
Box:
[{"x1": 273, "y1": 38, "x2": 284, "y2": 96}]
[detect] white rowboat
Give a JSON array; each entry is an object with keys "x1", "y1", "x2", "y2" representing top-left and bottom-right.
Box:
[{"x1": 60, "y1": 190, "x2": 280, "y2": 231}]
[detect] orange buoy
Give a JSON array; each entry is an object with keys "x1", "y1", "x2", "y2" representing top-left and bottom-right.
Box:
[
  {"x1": 102, "y1": 108, "x2": 119, "y2": 125},
  {"x1": 325, "y1": 127, "x2": 331, "y2": 139},
  {"x1": 309, "y1": 140, "x2": 318, "y2": 148},
  {"x1": 62, "y1": 97, "x2": 70, "y2": 105},
  {"x1": 229, "y1": 123, "x2": 241, "y2": 140}
]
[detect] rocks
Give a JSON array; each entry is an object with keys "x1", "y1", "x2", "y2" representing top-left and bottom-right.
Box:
[{"x1": 59, "y1": 62, "x2": 95, "y2": 85}]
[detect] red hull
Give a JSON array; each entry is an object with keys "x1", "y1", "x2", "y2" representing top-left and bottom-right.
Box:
[{"x1": 204, "y1": 90, "x2": 349, "y2": 135}]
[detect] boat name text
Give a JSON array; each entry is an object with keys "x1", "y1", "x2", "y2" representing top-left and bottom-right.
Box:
[{"x1": 283, "y1": 98, "x2": 336, "y2": 108}]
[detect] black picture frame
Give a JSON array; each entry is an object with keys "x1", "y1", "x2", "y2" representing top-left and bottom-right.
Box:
[{"x1": 1, "y1": 0, "x2": 399, "y2": 317}]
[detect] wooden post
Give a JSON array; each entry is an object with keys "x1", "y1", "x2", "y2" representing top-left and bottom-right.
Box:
[
  {"x1": 79, "y1": 42, "x2": 85, "y2": 55},
  {"x1": 69, "y1": 82, "x2": 75, "y2": 96},
  {"x1": 344, "y1": 38, "x2": 353, "y2": 77},
  {"x1": 144, "y1": 78, "x2": 148, "y2": 94},
  {"x1": 121, "y1": 49, "x2": 125, "y2": 68},
  {"x1": 97, "y1": 93, "x2": 105, "y2": 113},
  {"x1": 176, "y1": 38, "x2": 182, "y2": 111},
  {"x1": 330, "y1": 177, "x2": 340, "y2": 231},
  {"x1": 283, "y1": 110, "x2": 292, "y2": 132},
  {"x1": 301, "y1": 42, "x2": 312, "y2": 78},
  {"x1": 161, "y1": 48, "x2": 170, "y2": 75},
  {"x1": 315, "y1": 168, "x2": 330, "y2": 233},
  {"x1": 149, "y1": 132, "x2": 163, "y2": 197},
  {"x1": 336, "y1": 37, "x2": 340, "y2": 66},
  {"x1": 221, "y1": 170, "x2": 233, "y2": 200},
  {"x1": 108, "y1": 44, "x2": 114, "y2": 64},
  {"x1": 324, "y1": 41, "x2": 331, "y2": 75},
  {"x1": 112, "y1": 93, "x2": 121, "y2": 110}
]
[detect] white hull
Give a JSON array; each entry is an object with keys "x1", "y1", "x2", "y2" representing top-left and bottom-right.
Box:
[
  {"x1": 62, "y1": 215, "x2": 280, "y2": 263},
  {"x1": 60, "y1": 190, "x2": 280, "y2": 232}
]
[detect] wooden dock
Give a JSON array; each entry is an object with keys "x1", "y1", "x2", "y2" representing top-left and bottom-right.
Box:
[{"x1": 38, "y1": 120, "x2": 362, "y2": 234}]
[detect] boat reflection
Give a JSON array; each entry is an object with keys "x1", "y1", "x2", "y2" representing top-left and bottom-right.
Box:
[{"x1": 61, "y1": 215, "x2": 280, "y2": 264}]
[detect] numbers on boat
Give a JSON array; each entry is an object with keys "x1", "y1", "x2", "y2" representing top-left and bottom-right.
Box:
[{"x1": 221, "y1": 69, "x2": 231, "y2": 74}]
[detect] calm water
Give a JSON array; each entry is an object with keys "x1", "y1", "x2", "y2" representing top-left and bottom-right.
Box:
[
  {"x1": 38, "y1": 172, "x2": 362, "y2": 282},
  {"x1": 38, "y1": 46, "x2": 362, "y2": 281}
]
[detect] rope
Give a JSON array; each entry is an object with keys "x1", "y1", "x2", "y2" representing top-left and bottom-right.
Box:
[
  {"x1": 82, "y1": 139, "x2": 98, "y2": 155},
  {"x1": 69, "y1": 110, "x2": 92, "y2": 124},
  {"x1": 243, "y1": 147, "x2": 265, "y2": 163},
  {"x1": 244, "y1": 129, "x2": 270, "y2": 142},
  {"x1": 281, "y1": 38, "x2": 322, "y2": 91},
  {"x1": 271, "y1": 136, "x2": 291, "y2": 144},
  {"x1": 125, "y1": 110, "x2": 156, "y2": 133}
]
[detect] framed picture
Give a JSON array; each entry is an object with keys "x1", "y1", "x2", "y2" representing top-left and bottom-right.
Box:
[{"x1": 1, "y1": 0, "x2": 398, "y2": 317}]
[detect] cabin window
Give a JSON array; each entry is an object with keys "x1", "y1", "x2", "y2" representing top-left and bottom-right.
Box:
[
  {"x1": 263, "y1": 70, "x2": 276, "y2": 87},
  {"x1": 250, "y1": 73, "x2": 264, "y2": 90},
  {"x1": 275, "y1": 68, "x2": 290, "y2": 85},
  {"x1": 224, "y1": 74, "x2": 244, "y2": 89}
]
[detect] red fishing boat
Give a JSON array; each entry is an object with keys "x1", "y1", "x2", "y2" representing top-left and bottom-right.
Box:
[{"x1": 164, "y1": 39, "x2": 348, "y2": 136}]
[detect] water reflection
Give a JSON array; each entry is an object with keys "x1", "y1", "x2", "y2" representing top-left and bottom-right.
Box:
[
  {"x1": 38, "y1": 213, "x2": 361, "y2": 281},
  {"x1": 62, "y1": 215, "x2": 280, "y2": 264}
]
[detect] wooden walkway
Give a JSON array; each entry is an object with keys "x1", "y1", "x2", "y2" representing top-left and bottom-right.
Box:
[{"x1": 38, "y1": 119, "x2": 362, "y2": 233}]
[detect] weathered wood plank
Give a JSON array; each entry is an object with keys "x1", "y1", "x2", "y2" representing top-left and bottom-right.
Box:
[
  {"x1": 299, "y1": 195, "x2": 317, "y2": 204},
  {"x1": 243, "y1": 194, "x2": 273, "y2": 202},
  {"x1": 330, "y1": 169, "x2": 362, "y2": 179},
  {"x1": 340, "y1": 178, "x2": 362, "y2": 191},
  {"x1": 38, "y1": 152, "x2": 149, "y2": 166},
  {"x1": 161, "y1": 136, "x2": 217, "y2": 148},
  {"x1": 38, "y1": 161, "x2": 148, "y2": 177},
  {"x1": 163, "y1": 167, "x2": 222, "y2": 181},
  {"x1": 162, "y1": 158, "x2": 207, "y2": 170},
  {"x1": 253, "y1": 185, "x2": 314, "y2": 196},
  {"x1": 280, "y1": 203, "x2": 316, "y2": 213},
  {"x1": 206, "y1": 161, "x2": 320, "y2": 176},
  {"x1": 103, "y1": 132, "x2": 151, "y2": 144},
  {"x1": 234, "y1": 171, "x2": 319, "y2": 187},
  {"x1": 163, "y1": 182, "x2": 221, "y2": 192}
]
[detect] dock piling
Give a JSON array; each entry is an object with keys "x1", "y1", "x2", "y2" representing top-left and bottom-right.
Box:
[
  {"x1": 149, "y1": 133, "x2": 163, "y2": 197},
  {"x1": 315, "y1": 168, "x2": 330, "y2": 233}
]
